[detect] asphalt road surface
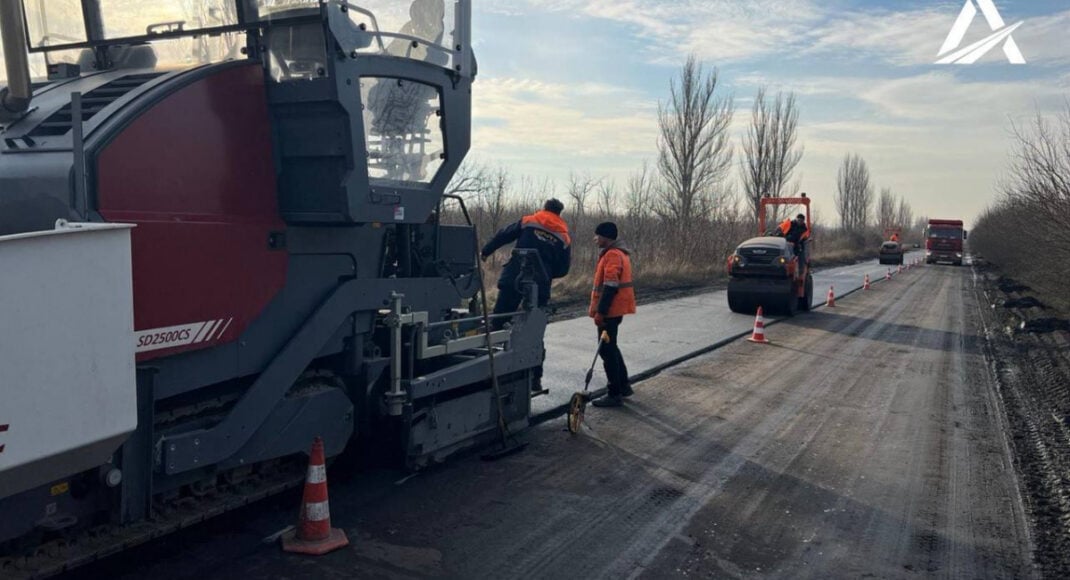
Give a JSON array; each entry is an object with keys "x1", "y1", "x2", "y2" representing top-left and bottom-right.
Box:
[
  {"x1": 75, "y1": 256, "x2": 1034, "y2": 579},
  {"x1": 535, "y1": 251, "x2": 924, "y2": 416}
]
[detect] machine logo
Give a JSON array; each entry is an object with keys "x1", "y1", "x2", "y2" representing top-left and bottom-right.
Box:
[
  {"x1": 936, "y1": 0, "x2": 1025, "y2": 64},
  {"x1": 135, "y1": 318, "x2": 234, "y2": 353},
  {"x1": 0, "y1": 423, "x2": 9, "y2": 454}
]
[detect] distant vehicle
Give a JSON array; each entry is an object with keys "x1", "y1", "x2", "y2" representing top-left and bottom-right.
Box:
[
  {"x1": 726, "y1": 194, "x2": 814, "y2": 316},
  {"x1": 879, "y1": 241, "x2": 904, "y2": 265},
  {"x1": 925, "y1": 219, "x2": 966, "y2": 265},
  {"x1": 879, "y1": 227, "x2": 904, "y2": 265}
]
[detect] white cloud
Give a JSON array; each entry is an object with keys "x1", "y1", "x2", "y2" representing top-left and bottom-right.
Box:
[
  {"x1": 485, "y1": 1, "x2": 1070, "y2": 67},
  {"x1": 483, "y1": 0, "x2": 824, "y2": 62},
  {"x1": 854, "y1": 72, "x2": 1067, "y2": 122},
  {"x1": 807, "y1": 6, "x2": 1070, "y2": 67},
  {"x1": 471, "y1": 77, "x2": 660, "y2": 178},
  {"x1": 806, "y1": 8, "x2": 950, "y2": 66}
]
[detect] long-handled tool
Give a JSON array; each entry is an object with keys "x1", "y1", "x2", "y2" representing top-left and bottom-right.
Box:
[
  {"x1": 477, "y1": 254, "x2": 528, "y2": 461},
  {"x1": 567, "y1": 330, "x2": 610, "y2": 434}
]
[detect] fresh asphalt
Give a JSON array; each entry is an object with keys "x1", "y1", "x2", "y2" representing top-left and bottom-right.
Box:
[{"x1": 534, "y1": 251, "x2": 924, "y2": 418}]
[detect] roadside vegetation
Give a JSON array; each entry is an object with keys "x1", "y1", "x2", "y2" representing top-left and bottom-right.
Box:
[
  {"x1": 972, "y1": 103, "x2": 1070, "y2": 315},
  {"x1": 447, "y1": 55, "x2": 917, "y2": 305}
]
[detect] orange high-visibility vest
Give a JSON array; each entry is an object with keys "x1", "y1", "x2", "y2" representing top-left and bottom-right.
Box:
[
  {"x1": 779, "y1": 219, "x2": 792, "y2": 236},
  {"x1": 779, "y1": 219, "x2": 810, "y2": 242},
  {"x1": 521, "y1": 211, "x2": 571, "y2": 247},
  {"x1": 589, "y1": 246, "x2": 636, "y2": 318}
]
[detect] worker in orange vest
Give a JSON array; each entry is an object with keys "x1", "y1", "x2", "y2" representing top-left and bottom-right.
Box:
[
  {"x1": 589, "y1": 222, "x2": 637, "y2": 408},
  {"x1": 481, "y1": 198, "x2": 571, "y2": 309},
  {"x1": 890, "y1": 232, "x2": 900, "y2": 242},
  {"x1": 482, "y1": 198, "x2": 571, "y2": 393},
  {"x1": 776, "y1": 213, "x2": 810, "y2": 269}
]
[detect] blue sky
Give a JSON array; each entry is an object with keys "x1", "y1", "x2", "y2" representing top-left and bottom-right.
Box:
[{"x1": 467, "y1": 0, "x2": 1070, "y2": 227}]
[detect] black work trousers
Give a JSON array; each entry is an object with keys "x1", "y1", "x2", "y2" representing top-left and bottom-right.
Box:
[
  {"x1": 492, "y1": 282, "x2": 550, "y2": 386},
  {"x1": 492, "y1": 281, "x2": 550, "y2": 323},
  {"x1": 597, "y1": 316, "x2": 629, "y2": 397}
]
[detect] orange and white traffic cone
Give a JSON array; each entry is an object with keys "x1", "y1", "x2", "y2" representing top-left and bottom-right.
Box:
[
  {"x1": 886, "y1": 269, "x2": 892, "y2": 281},
  {"x1": 281, "y1": 437, "x2": 349, "y2": 555},
  {"x1": 897, "y1": 264, "x2": 903, "y2": 274},
  {"x1": 747, "y1": 307, "x2": 770, "y2": 344},
  {"x1": 826, "y1": 285, "x2": 836, "y2": 307},
  {"x1": 863, "y1": 274, "x2": 871, "y2": 290}
]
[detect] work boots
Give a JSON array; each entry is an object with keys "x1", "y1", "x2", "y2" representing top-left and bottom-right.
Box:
[{"x1": 592, "y1": 394, "x2": 623, "y2": 407}]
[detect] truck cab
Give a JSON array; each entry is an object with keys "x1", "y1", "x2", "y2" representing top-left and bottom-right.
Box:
[{"x1": 925, "y1": 219, "x2": 966, "y2": 265}]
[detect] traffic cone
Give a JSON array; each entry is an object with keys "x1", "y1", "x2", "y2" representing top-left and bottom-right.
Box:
[
  {"x1": 747, "y1": 307, "x2": 770, "y2": 344},
  {"x1": 863, "y1": 274, "x2": 871, "y2": 290},
  {"x1": 886, "y1": 269, "x2": 892, "y2": 281},
  {"x1": 281, "y1": 437, "x2": 349, "y2": 555},
  {"x1": 826, "y1": 285, "x2": 836, "y2": 307},
  {"x1": 897, "y1": 264, "x2": 903, "y2": 274}
]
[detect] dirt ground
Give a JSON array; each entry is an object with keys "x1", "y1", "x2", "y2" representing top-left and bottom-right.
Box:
[
  {"x1": 971, "y1": 259, "x2": 1070, "y2": 578},
  {"x1": 69, "y1": 261, "x2": 1045, "y2": 579}
]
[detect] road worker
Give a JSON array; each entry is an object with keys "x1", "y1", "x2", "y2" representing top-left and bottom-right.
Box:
[
  {"x1": 777, "y1": 213, "x2": 810, "y2": 270},
  {"x1": 589, "y1": 222, "x2": 637, "y2": 408},
  {"x1": 481, "y1": 198, "x2": 571, "y2": 393}
]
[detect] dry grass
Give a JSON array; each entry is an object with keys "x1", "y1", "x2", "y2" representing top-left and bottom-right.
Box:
[{"x1": 463, "y1": 201, "x2": 886, "y2": 308}]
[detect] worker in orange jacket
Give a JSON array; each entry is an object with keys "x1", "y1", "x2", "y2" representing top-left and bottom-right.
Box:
[
  {"x1": 776, "y1": 213, "x2": 810, "y2": 269},
  {"x1": 589, "y1": 222, "x2": 636, "y2": 408},
  {"x1": 482, "y1": 198, "x2": 571, "y2": 394}
]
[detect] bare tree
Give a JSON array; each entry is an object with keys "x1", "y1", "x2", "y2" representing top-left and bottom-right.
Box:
[
  {"x1": 625, "y1": 162, "x2": 655, "y2": 218},
  {"x1": 740, "y1": 87, "x2": 803, "y2": 221},
  {"x1": 895, "y1": 197, "x2": 914, "y2": 235},
  {"x1": 446, "y1": 158, "x2": 488, "y2": 200},
  {"x1": 877, "y1": 187, "x2": 896, "y2": 231},
  {"x1": 596, "y1": 180, "x2": 617, "y2": 217},
  {"x1": 566, "y1": 171, "x2": 599, "y2": 219},
  {"x1": 482, "y1": 166, "x2": 510, "y2": 239},
  {"x1": 835, "y1": 153, "x2": 873, "y2": 235},
  {"x1": 656, "y1": 55, "x2": 735, "y2": 224},
  {"x1": 913, "y1": 215, "x2": 929, "y2": 238},
  {"x1": 513, "y1": 175, "x2": 541, "y2": 210},
  {"x1": 1002, "y1": 104, "x2": 1070, "y2": 252}
]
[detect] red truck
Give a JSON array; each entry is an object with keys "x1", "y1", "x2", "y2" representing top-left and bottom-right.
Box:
[{"x1": 925, "y1": 219, "x2": 966, "y2": 265}]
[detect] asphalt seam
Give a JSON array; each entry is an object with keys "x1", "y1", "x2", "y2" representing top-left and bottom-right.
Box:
[{"x1": 530, "y1": 263, "x2": 916, "y2": 426}]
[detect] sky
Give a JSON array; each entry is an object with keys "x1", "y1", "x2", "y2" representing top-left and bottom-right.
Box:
[{"x1": 467, "y1": 0, "x2": 1070, "y2": 228}]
